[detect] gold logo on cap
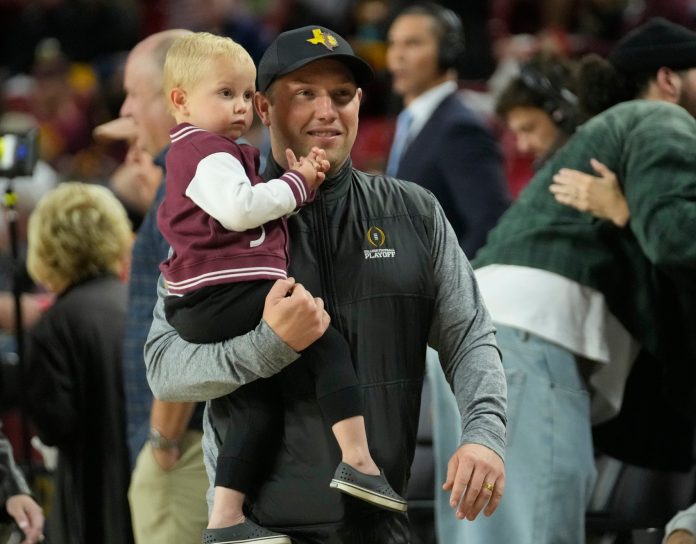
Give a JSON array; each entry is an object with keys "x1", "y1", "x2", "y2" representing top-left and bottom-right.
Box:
[{"x1": 307, "y1": 28, "x2": 338, "y2": 51}]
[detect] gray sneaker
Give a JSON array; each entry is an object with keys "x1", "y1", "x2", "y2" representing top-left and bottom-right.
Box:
[
  {"x1": 202, "y1": 519, "x2": 291, "y2": 544},
  {"x1": 329, "y1": 462, "x2": 408, "y2": 512}
]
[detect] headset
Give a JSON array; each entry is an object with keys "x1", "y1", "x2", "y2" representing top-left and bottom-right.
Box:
[
  {"x1": 408, "y1": 3, "x2": 466, "y2": 72},
  {"x1": 518, "y1": 62, "x2": 579, "y2": 133}
]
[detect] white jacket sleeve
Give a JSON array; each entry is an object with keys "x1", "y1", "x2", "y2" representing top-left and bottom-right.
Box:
[{"x1": 185, "y1": 152, "x2": 307, "y2": 232}]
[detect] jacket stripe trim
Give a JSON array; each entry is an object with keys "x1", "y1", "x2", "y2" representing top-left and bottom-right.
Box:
[
  {"x1": 165, "y1": 266, "x2": 288, "y2": 288},
  {"x1": 281, "y1": 171, "x2": 307, "y2": 203},
  {"x1": 166, "y1": 270, "x2": 287, "y2": 293},
  {"x1": 170, "y1": 126, "x2": 205, "y2": 142}
]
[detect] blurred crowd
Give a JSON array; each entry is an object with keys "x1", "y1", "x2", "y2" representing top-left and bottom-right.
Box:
[{"x1": 1, "y1": 0, "x2": 695, "y2": 191}]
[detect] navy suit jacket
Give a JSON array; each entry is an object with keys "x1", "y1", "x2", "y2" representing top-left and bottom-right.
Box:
[{"x1": 396, "y1": 92, "x2": 509, "y2": 257}]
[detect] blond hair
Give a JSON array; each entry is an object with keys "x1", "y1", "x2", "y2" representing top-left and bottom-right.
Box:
[
  {"x1": 163, "y1": 32, "x2": 255, "y2": 106},
  {"x1": 27, "y1": 182, "x2": 132, "y2": 292}
]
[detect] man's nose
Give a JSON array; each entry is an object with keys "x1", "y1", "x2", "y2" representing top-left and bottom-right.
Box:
[
  {"x1": 314, "y1": 95, "x2": 337, "y2": 120},
  {"x1": 120, "y1": 96, "x2": 131, "y2": 118},
  {"x1": 385, "y1": 47, "x2": 396, "y2": 68},
  {"x1": 516, "y1": 134, "x2": 531, "y2": 155}
]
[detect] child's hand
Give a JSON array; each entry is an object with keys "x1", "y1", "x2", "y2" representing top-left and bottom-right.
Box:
[
  {"x1": 285, "y1": 147, "x2": 330, "y2": 190},
  {"x1": 306, "y1": 147, "x2": 330, "y2": 174}
]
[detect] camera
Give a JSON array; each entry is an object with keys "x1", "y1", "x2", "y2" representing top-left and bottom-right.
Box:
[{"x1": 0, "y1": 129, "x2": 39, "y2": 178}]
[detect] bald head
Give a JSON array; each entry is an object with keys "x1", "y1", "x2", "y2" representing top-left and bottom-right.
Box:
[
  {"x1": 120, "y1": 29, "x2": 191, "y2": 155},
  {"x1": 131, "y1": 29, "x2": 191, "y2": 77}
]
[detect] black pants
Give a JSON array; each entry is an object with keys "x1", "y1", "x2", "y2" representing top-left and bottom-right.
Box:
[{"x1": 165, "y1": 280, "x2": 362, "y2": 491}]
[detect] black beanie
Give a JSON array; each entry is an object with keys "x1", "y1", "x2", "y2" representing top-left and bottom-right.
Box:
[{"x1": 609, "y1": 17, "x2": 696, "y2": 73}]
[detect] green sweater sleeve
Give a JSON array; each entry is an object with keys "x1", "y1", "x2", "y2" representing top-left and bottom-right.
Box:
[{"x1": 622, "y1": 102, "x2": 696, "y2": 275}]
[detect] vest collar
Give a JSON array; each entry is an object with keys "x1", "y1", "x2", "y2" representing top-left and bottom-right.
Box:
[{"x1": 264, "y1": 154, "x2": 353, "y2": 201}]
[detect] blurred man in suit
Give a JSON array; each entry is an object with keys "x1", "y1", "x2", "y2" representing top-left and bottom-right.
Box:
[{"x1": 385, "y1": 2, "x2": 509, "y2": 257}]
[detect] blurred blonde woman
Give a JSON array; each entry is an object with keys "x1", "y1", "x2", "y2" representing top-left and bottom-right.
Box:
[{"x1": 24, "y1": 182, "x2": 135, "y2": 544}]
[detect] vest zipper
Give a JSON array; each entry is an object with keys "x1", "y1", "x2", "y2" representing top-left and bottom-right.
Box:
[{"x1": 314, "y1": 191, "x2": 344, "y2": 334}]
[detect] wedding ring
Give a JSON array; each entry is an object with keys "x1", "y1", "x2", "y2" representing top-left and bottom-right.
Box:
[{"x1": 482, "y1": 481, "x2": 495, "y2": 492}]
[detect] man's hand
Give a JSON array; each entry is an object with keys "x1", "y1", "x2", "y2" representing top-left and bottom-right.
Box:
[
  {"x1": 263, "y1": 278, "x2": 330, "y2": 352},
  {"x1": 110, "y1": 146, "x2": 163, "y2": 216},
  {"x1": 442, "y1": 443, "x2": 505, "y2": 521},
  {"x1": 151, "y1": 445, "x2": 181, "y2": 471},
  {"x1": 0, "y1": 293, "x2": 51, "y2": 332},
  {"x1": 667, "y1": 530, "x2": 696, "y2": 544},
  {"x1": 549, "y1": 158, "x2": 630, "y2": 227},
  {"x1": 6, "y1": 494, "x2": 45, "y2": 543}
]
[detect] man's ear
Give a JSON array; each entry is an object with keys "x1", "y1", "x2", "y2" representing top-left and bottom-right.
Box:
[
  {"x1": 254, "y1": 91, "x2": 272, "y2": 127},
  {"x1": 654, "y1": 67, "x2": 681, "y2": 102},
  {"x1": 170, "y1": 87, "x2": 188, "y2": 115}
]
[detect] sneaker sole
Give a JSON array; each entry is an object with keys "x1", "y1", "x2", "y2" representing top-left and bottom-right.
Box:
[
  {"x1": 210, "y1": 537, "x2": 291, "y2": 544},
  {"x1": 330, "y1": 479, "x2": 408, "y2": 512}
]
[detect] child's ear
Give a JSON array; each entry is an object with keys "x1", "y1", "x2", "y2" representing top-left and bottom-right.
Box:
[{"x1": 170, "y1": 87, "x2": 188, "y2": 115}]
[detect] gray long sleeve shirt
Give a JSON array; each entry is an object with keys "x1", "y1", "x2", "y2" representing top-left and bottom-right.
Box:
[{"x1": 144, "y1": 170, "x2": 507, "y2": 501}]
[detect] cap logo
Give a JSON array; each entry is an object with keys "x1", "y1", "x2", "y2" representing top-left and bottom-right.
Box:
[{"x1": 307, "y1": 28, "x2": 339, "y2": 51}]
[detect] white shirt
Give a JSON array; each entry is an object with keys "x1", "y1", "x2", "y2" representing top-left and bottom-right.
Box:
[{"x1": 476, "y1": 264, "x2": 640, "y2": 423}]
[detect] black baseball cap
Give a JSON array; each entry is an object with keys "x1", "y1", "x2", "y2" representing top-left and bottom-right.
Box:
[{"x1": 257, "y1": 25, "x2": 374, "y2": 92}]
